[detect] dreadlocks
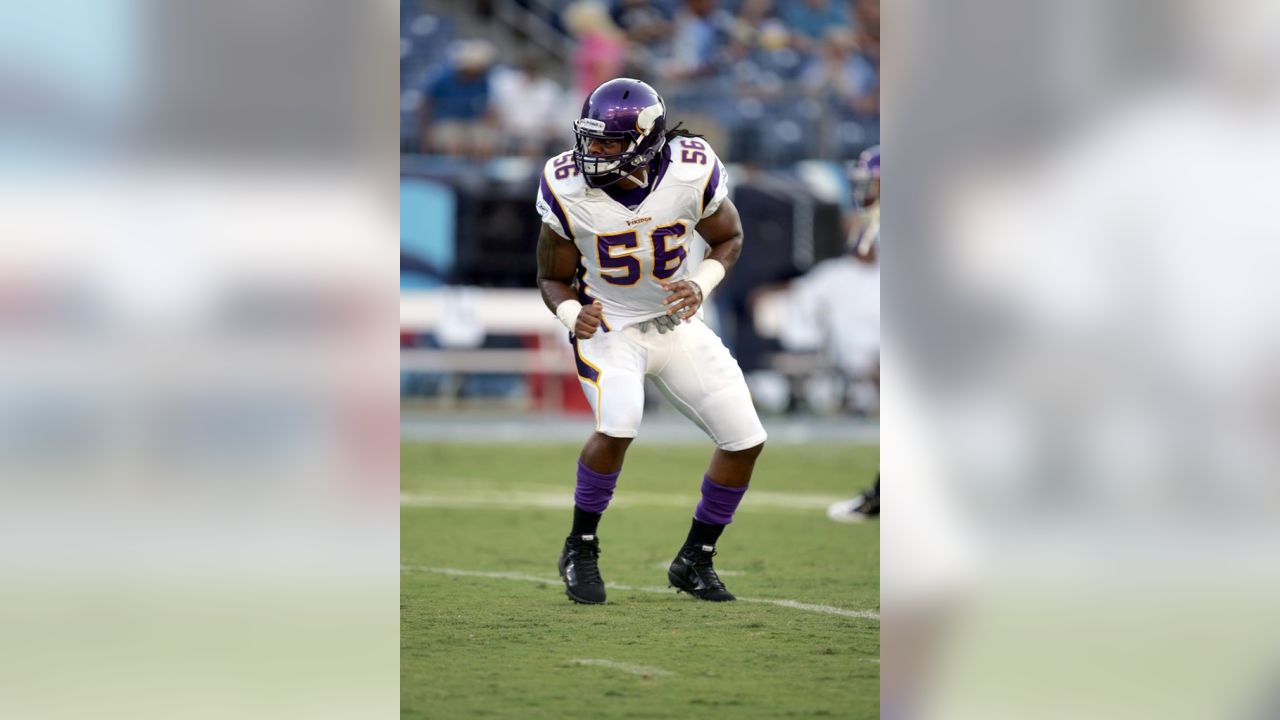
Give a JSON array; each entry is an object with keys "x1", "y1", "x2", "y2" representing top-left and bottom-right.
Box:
[{"x1": 664, "y1": 121, "x2": 706, "y2": 141}]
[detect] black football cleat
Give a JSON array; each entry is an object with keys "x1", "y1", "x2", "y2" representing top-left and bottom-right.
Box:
[
  {"x1": 827, "y1": 477, "x2": 880, "y2": 523},
  {"x1": 668, "y1": 544, "x2": 736, "y2": 602},
  {"x1": 826, "y1": 493, "x2": 879, "y2": 523},
  {"x1": 558, "y1": 534, "x2": 606, "y2": 605}
]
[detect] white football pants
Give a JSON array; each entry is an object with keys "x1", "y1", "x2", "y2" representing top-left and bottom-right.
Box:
[{"x1": 571, "y1": 317, "x2": 768, "y2": 451}]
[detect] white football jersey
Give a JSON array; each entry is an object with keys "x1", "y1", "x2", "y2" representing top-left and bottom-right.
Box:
[{"x1": 536, "y1": 138, "x2": 729, "y2": 330}]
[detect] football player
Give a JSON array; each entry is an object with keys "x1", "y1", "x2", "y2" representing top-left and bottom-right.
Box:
[
  {"x1": 849, "y1": 143, "x2": 879, "y2": 258},
  {"x1": 535, "y1": 78, "x2": 767, "y2": 604},
  {"x1": 828, "y1": 144, "x2": 881, "y2": 523}
]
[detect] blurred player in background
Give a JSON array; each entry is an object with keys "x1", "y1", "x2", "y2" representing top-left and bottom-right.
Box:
[
  {"x1": 815, "y1": 144, "x2": 880, "y2": 522},
  {"x1": 535, "y1": 78, "x2": 766, "y2": 604},
  {"x1": 848, "y1": 143, "x2": 880, "y2": 258},
  {"x1": 780, "y1": 144, "x2": 879, "y2": 414}
]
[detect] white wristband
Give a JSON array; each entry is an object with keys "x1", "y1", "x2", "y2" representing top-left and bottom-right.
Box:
[
  {"x1": 687, "y1": 259, "x2": 726, "y2": 298},
  {"x1": 555, "y1": 299, "x2": 584, "y2": 332}
]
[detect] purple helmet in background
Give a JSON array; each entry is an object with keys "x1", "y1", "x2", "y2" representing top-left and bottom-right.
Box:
[
  {"x1": 858, "y1": 145, "x2": 880, "y2": 178},
  {"x1": 573, "y1": 78, "x2": 668, "y2": 188},
  {"x1": 852, "y1": 144, "x2": 880, "y2": 207}
]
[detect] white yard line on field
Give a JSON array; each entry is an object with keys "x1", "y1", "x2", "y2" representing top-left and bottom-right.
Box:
[
  {"x1": 403, "y1": 565, "x2": 879, "y2": 621},
  {"x1": 416, "y1": 567, "x2": 556, "y2": 584},
  {"x1": 571, "y1": 659, "x2": 672, "y2": 677},
  {"x1": 400, "y1": 489, "x2": 846, "y2": 512},
  {"x1": 738, "y1": 597, "x2": 881, "y2": 620}
]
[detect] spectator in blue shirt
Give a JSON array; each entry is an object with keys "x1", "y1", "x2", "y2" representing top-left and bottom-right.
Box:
[
  {"x1": 782, "y1": 0, "x2": 850, "y2": 48},
  {"x1": 802, "y1": 28, "x2": 877, "y2": 118},
  {"x1": 420, "y1": 40, "x2": 498, "y2": 158},
  {"x1": 660, "y1": 0, "x2": 728, "y2": 80}
]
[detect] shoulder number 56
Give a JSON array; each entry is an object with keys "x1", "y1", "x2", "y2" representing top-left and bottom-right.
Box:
[{"x1": 679, "y1": 139, "x2": 706, "y2": 165}]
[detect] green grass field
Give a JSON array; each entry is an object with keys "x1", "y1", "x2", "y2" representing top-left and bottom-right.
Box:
[{"x1": 402, "y1": 442, "x2": 879, "y2": 719}]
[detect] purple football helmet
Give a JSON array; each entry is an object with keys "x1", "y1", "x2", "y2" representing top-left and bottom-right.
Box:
[
  {"x1": 573, "y1": 78, "x2": 668, "y2": 188},
  {"x1": 852, "y1": 144, "x2": 880, "y2": 207}
]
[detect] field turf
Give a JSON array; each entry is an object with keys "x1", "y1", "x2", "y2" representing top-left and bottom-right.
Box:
[{"x1": 401, "y1": 442, "x2": 879, "y2": 719}]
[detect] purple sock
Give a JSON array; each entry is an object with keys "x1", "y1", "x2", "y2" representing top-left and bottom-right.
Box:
[
  {"x1": 694, "y1": 475, "x2": 748, "y2": 525},
  {"x1": 574, "y1": 460, "x2": 619, "y2": 513}
]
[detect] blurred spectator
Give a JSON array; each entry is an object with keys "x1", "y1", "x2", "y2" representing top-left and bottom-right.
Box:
[
  {"x1": 490, "y1": 53, "x2": 567, "y2": 158},
  {"x1": 850, "y1": 0, "x2": 880, "y2": 117},
  {"x1": 420, "y1": 40, "x2": 498, "y2": 158},
  {"x1": 782, "y1": 0, "x2": 851, "y2": 47},
  {"x1": 736, "y1": 0, "x2": 774, "y2": 29},
  {"x1": 754, "y1": 19, "x2": 806, "y2": 85},
  {"x1": 803, "y1": 28, "x2": 878, "y2": 118},
  {"x1": 611, "y1": 0, "x2": 671, "y2": 45},
  {"x1": 852, "y1": 0, "x2": 880, "y2": 62},
  {"x1": 564, "y1": 1, "x2": 628, "y2": 100},
  {"x1": 403, "y1": 0, "x2": 881, "y2": 163},
  {"x1": 661, "y1": 0, "x2": 730, "y2": 81}
]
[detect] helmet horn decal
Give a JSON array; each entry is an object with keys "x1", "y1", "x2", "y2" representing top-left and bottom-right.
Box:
[{"x1": 636, "y1": 103, "x2": 663, "y2": 136}]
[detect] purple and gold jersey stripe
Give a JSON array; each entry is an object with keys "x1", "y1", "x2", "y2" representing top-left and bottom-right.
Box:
[
  {"x1": 701, "y1": 161, "x2": 722, "y2": 215},
  {"x1": 539, "y1": 173, "x2": 573, "y2": 239}
]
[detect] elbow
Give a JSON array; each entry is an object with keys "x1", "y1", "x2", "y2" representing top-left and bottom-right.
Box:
[
  {"x1": 719, "y1": 235, "x2": 744, "y2": 263},
  {"x1": 722, "y1": 222, "x2": 745, "y2": 252}
]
